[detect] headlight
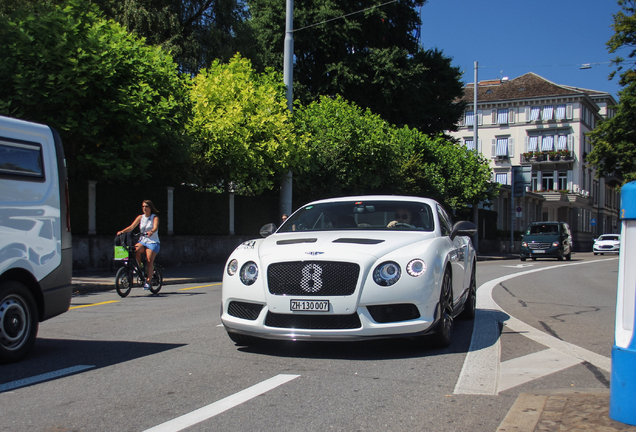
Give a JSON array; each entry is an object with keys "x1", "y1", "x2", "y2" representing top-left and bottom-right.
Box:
[
  {"x1": 227, "y1": 259, "x2": 239, "y2": 276},
  {"x1": 373, "y1": 261, "x2": 401, "y2": 286},
  {"x1": 406, "y1": 259, "x2": 427, "y2": 277},
  {"x1": 552, "y1": 241, "x2": 560, "y2": 247},
  {"x1": 239, "y1": 261, "x2": 259, "y2": 285},
  {"x1": 521, "y1": 241, "x2": 528, "y2": 247}
]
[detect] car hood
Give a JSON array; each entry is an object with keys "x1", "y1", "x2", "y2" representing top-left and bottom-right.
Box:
[
  {"x1": 257, "y1": 230, "x2": 436, "y2": 262},
  {"x1": 595, "y1": 240, "x2": 620, "y2": 245}
]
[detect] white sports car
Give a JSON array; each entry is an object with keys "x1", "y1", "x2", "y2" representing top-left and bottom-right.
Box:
[{"x1": 221, "y1": 196, "x2": 477, "y2": 348}]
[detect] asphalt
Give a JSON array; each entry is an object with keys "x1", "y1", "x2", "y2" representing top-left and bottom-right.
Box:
[{"x1": 71, "y1": 254, "x2": 635, "y2": 431}]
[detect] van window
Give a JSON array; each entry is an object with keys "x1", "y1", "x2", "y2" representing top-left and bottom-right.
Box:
[
  {"x1": 527, "y1": 224, "x2": 560, "y2": 235},
  {"x1": 0, "y1": 139, "x2": 44, "y2": 179}
]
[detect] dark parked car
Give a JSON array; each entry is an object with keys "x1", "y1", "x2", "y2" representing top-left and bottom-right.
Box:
[{"x1": 519, "y1": 221, "x2": 572, "y2": 261}]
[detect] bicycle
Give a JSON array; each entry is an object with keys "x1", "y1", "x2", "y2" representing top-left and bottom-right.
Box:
[{"x1": 114, "y1": 234, "x2": 163, "y2": 297}]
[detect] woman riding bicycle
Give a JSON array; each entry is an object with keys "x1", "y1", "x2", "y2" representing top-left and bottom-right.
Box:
[{"x1": 117, "y1": 200, "x2": 160, "y2": 290}]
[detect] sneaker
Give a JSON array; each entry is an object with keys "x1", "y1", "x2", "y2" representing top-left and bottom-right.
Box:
[{"x1": 144, "y1": 282, "x2": 151, "y2": 290}]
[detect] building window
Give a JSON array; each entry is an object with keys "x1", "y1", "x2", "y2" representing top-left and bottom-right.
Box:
[
  {"x1": 497, "y1": 109, "x2": 508, "y2": 124},
  {"x1": 541, "y1": 135, "x2": 554, "y2": 151},
  {"x1": 496, "y1": 172, "x2": 508, "y2": 184},
  {"x1": 465, "y1": 111, "x2": 474, "y2": 126},
  {"x1": 542, "y1": 172, "x2": 555, "y2": 191},
  {"x1": 530, "y1": 106, "x2": 540, "y2": 121},
  {"x1": 531, "y1": 171, "x2": 538, "y2": 191},
  {"x1": 558, "y1": 172, "x2": 568, "y2": 191},
  {"x1": 464, "y1": 139, "x2": 475, "y2": 151},
  {"x1": 492, "y1": 137, "x2": 512, "y2": 158},
  {"x1": 528, "y1": 136, "x2": 539, "y2": 152},
  {"x1": 556, "y1": 104, "x2": 566, "y2": 120},
  {"x1": 542, "y1": 106, "x2": 554, "y2": 120},
  {"x1": 556, "y1": 135, "x2": 568, "y2": 151}
]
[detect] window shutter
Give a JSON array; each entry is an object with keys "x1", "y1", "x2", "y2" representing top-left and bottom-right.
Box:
[
  {"x1": 478, "y1": 139, "x2": 482, "y2": 153},
  {"x1": 477, "y1": 110, "x2": 483, "y2": 126},
  {"x1": 567, "y1": 134, "x2": 574, "y2": 151},
  {"x1": 491, "y1": 109, "x2": 497, "y2": 125},
  {"x1": 566, "y1": 103, "x2": 573, "y2": 120},
  {"x1": 508, "y1": 138, "x2": 515, "y2": 157},
  {"x1": 567, "y1": 170, "x2": 573, "y2": 191},
  {"x1": 525, "y1": 106, "x2": 531, "y2": 122},
  {"x1": 509, "y1": 108, "x2": 516, "y2": 123},
  {"x1": 491, "y1": 139, "x2": 496, "y2": 158},
  {"x1": 524, "y1": 136, "x2": 528, "y2": 152}
]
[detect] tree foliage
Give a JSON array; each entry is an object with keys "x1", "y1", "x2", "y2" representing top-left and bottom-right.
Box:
[
  {"x1": 188, "y1": 54, "x2": 306, "y2": 194},
  {"x1": 243, "y1": 0, "x2": 465, "y2": 135},
  {"x1": 0, "y1": 0, "x2": 192, "y2": 184},
  {"x1": 293, "y1": 96, "x2": 494, "y2": 208},
  {"x1": 587, "y1": 0, "x2": 636, "y2": 183}
]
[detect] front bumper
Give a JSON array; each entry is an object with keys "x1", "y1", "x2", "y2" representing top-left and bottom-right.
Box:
[{"x1": 519, "y1": 246, "x2": 563, "y2": 259}]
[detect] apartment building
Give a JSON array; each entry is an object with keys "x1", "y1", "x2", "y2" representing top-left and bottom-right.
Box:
[{"x1": 448, "y1": 72, "x2": 620, "y2": 251}]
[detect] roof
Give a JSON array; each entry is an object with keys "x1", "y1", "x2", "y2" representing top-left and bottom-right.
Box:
[{"x1": 461, "y1": 72, "x2": 612, "y2": 103}]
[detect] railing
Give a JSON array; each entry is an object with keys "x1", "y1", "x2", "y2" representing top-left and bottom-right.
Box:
[{"x1": 521, "y1": 151, "x2": 573, "y2": 163}]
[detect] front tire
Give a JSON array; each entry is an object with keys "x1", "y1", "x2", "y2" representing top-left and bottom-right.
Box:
[
  {"x1": 459, "y1": 264, "x2": 476, "y2": 320},
  {"x1": 430, "y1": 268, "x2": 454, "y2": 348},
  {"x1": 149, "y1": 267, "x2": 163, "y2": 294},
  {"x1": 115, "y1": 267, "x2": 132, "y2": 298},
  {"x1": 0, "y1": 281, "x2": 39, "y2": 364}
]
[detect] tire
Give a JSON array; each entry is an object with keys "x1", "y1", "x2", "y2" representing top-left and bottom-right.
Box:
[
  {"x1": 115, "y1": 267, "x2": 132, "y2": 298},
  {"x1": 149, "y1": 266, "x2": 163, "y2": 294},
  {"x1": 531, "y1": 257, "x2": 537, "y2": 261},
  {"x1": 429, "y1": 268, "x2": 454, "y2": 348},
  {"x1": 459, "y1": 264, "x2": 476, "y2": 320},
  {"x1": 557, "y1": 251, "x2": 564, "y2": 261},
  {"x1": 594, "y1": 252, "x2": 598, "y2": 255},
  {"x1": 0, "y1": 281, "x2": 39, "y2": 364},
  {"x1": 228, "y1": 331, "x2": 259, "y2": 346}
]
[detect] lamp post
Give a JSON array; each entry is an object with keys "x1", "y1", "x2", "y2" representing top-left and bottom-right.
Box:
[
  {"x1": 472, "y1": 61, "x2": 479, "y2": 252},
  {"x1": 280, "y1": 0, "x2": 294, "y2": 220}
]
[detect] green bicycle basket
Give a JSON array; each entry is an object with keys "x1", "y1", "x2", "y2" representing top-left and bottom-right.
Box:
[{"x1": 114, "y1": 246, "x2": 129, "y2": 260}]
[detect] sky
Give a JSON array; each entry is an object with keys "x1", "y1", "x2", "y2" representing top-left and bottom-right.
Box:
[{"x1": 419, "y1": 0, "x2": 625, "y2": 100}]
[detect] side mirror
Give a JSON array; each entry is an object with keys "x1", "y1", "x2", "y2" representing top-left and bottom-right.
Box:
[
  {"x1": 260, "y1": 223, "x2": 277, "y2": 238},
  {"x1": 450, "y1": 220, "x2": 477, "y2": 240}
]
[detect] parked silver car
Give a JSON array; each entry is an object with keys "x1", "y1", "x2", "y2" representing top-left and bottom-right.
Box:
[{"x1": 593, "y1": 234, "x2": 620, "y2": 255}]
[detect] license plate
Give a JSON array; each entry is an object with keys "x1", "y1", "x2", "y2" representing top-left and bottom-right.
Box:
[
  {"x1": 532, "y1": 250, "x2": 546, "y2": 253},
  {"x1": 290, "y1": 300, "x2": 329, "y2": 312}
]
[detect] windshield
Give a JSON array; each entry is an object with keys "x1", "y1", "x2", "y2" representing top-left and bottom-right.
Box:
[
  {"x1": 598, "y1": 235, "x2": 619, "y2": 241},
  {"x1": 526, "y1": 224, "x2": 560, "y2": 235},
  {"x1": 278, "y1": 200, "x2": 435, "y2": 233}
]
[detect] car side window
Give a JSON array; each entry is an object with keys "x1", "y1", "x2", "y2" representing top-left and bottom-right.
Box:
[{"x1": 437, "y1": 205, "x2": 453, "y2": 237}]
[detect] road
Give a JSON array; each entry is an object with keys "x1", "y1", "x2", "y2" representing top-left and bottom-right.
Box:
[{"x1": 0, "y1": 253, "x2": 618, "y2": 431}]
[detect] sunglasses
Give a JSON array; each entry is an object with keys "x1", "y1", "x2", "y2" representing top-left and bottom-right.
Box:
[{"x1": 395, "y1": 213, "x2": 410, "y2": 220}]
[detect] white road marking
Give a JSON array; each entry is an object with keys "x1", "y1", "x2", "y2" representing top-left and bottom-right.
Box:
[
  {"x1": 143, "y1": 374, "x2": 300, "y2": 432},
  {"x1": 502, "y1": 264, "x2": 534, "y2": 268},
  {"x1": 454, "y1": 258, "x2": 615, "y2": 395},
  {"x1": 497, "y1": 348, "x2": 582, "y2": 393},
  {"x1": 0, "y1": 365, "x2": 95, "y2": 393}
]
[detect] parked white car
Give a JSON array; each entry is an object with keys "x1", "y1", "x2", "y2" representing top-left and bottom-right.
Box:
[
  {"x1": 221, "y1": 196, "x2": 477, "y2": 348},
  {"x1": 593, "y1": 234, "x2": 620, "y2": 255}
]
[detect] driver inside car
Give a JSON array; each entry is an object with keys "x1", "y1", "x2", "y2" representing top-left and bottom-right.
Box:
[{"x1": 388, "y1": 207, "x2": 413, "y2": 228}]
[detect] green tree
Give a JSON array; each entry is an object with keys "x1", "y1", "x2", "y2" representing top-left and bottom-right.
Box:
[
  {"x1": 0, "y1": 0, "x2": 192, "y2": 184},
  {"x1": 587, "y1": 0, "x2": 636, "y2": 183},
  {"x1": 293, "y1": 95, "x2": 494, "y2": 208},
  {"x1": 242, "y1": 0, "x2": 465, "y2": 135},
  {"x1": 188, "y1": 54, "x2": 306, "y2": 194}
]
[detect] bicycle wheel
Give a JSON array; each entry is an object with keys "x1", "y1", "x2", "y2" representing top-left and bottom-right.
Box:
[
  {"x1": 115, "y1": 267, "x2": 132, "y2": 297},
  {"x1": 149, "y1": 266, "x2": 163, "y2": 294}
]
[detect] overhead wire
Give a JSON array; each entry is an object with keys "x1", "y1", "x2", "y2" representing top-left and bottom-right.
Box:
[{"x1": 291, "y1": 0, "x2": 402, "y2": 33}]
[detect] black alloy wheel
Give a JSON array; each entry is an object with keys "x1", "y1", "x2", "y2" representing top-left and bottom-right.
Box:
[{"x1": 0, "y1": 281, "x2": 39, "y2": 364}]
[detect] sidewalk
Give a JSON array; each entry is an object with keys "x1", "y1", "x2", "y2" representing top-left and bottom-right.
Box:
[
  {"x1": 497, "y1": 389, "x2": 636, "y2": 431},
  {"x1": 72, "y1": 263, "x2": 224, "y2": 294}
]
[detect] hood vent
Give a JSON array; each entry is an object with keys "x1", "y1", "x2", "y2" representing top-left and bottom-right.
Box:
[
  {"x1": 276, "y1": 238, "x2": 317, "y2": 245},
  {"x1": 333, "y1": 238, "x2": 385, "y2": 245}
]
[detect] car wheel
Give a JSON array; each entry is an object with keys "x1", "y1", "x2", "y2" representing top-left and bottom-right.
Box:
[
  {"x1": 228, "y1": 331, "x2": 259, "y2": 346},
  {"x1": 601, "y1": 253, "x2": 604, "y2": 256},
  {"x1": 0, "y1": 281, "x2": 39, "y2": 364},
  {"x1": 594, "y1": 253, "x2": 598, "y2": 255},
  {"x1": 430, "y1": 268, "x2": 453, "y2": 348},
  {"x1": 557, "y1": 251, "x2": 564, "y2": 261},
  {"x1": 531, "y1": 257, "x2": 537, "y2": 261},
  {"x1": 115, "y1": 267, "x2": 132, "y2": 298},
  {"x1": 459, "y1": 264, "x2": 476, "y2": 320}
]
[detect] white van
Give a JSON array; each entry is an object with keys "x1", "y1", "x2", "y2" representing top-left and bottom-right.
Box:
[{"x1": 0, "y1": 115, "x2": 72, "y2": 363}]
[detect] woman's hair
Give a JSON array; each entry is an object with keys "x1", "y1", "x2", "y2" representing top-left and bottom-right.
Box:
[{"x1": 144, "y1": 200, "x2": 159, "y2": 214}]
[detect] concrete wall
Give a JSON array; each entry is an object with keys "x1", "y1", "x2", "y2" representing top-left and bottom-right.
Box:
[{"x1": 73, "y1": 235, "x2": 254, "y2": 270}]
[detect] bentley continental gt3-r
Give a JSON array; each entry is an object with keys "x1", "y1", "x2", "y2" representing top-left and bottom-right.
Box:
[{"x1": 221, "y1": 196, "x2": 478, "y2": 348}]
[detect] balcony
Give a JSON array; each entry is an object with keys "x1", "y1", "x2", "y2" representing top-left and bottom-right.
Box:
[{"x1": 521, "y1": 151, "x2": 574, "y2": 164}]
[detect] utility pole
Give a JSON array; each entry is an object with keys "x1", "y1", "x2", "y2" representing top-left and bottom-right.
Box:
[
  {"x1": 280, "y1": 0, "x2": 294, "y2": 220},
  {"x1": 472, "y1": 61, "x2": 479, "y2": 252}
]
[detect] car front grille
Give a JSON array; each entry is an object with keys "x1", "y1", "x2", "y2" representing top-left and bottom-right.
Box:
[
  {"x1": 599, "y1": 245, "x2": 616, "y2": 250},
  {"x1": 528, "y1": 242, "x2": 552, "y2": 250},
  {"x1": 267, "y1": 261, "x2": 360, "y2": 296},
  {"x1": 264, "y1": 312, "x2": 362, "y2": 329},
  {"x1": 367, "y1": 304, "x2": 420, "y2": 323},
  {"x1": 228, "y1": 301, "x2": 263, "y2": 321}
]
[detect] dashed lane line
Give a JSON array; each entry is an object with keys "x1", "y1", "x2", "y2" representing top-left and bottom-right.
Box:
[{"x1": 454, "y1": 258, "x2": 615, "y2": 395}]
